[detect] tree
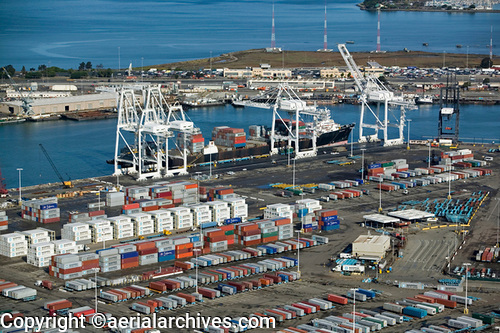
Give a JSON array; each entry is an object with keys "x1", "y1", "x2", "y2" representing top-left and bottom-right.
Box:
[
  {"x1": 483, "y1": 78, "x2": 490, "y2": 85},
  {"x1": 78, "y1": 62, "x2": 86, "y2": 71},
  {"x1": 21, "y1": 66, "x2": 26, "y2": 75},
  {"x1": 1, "y1": 65, "x2": 15, "y2": 79},
  {"x1": 38, "y1": 64, "x2": 47, "y2": 71},
  {"x1": 70, "y1": 71, "x2": 88, "y2": 79},
  {"x1": 85, "y1": 61, "x2": 92, "y2": 70},
  {"x1": 480, "y1": 57, "x2": 493, "y2": 69},
  {"x1": 29, "y1": 68, "x2": 35, "y2": 72},
  {"x1": 25, "y1": 71, "x2": 42, "y2": 79}
]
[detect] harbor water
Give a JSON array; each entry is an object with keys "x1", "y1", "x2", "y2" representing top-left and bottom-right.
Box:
[
  {"x1": 0, "y1": 0, "x2": 499, "y2": 70},
  {"x1": 0, "y1": 103, "x2": 499, "y2": 188}
]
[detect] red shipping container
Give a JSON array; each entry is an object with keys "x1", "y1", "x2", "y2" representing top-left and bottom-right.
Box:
[
  {"x1": 185, "y1": 184, "x2": 198, "y2": 190},
  {"x1": 142, "y1": 206, "x2": 159, "y2": 212},
  {"x1": 177, "y1": 292, "x2": 196, "y2": 303},
  {"x1": 175, "y1": 252, "x2": 193, "y2": 259},
  {"x1": 135, "y1": 241, "x2": 156, "y2": 251},
  {"x1": 123, "y1": 203, "x2": 140, "y2": 210},
  {"x1": 121, "y1": 257, "x2": 139, "y2": 264},
  {"x1": 58, "y1": 267, "x2": 82, "y2": 275},
  {"x1": 261, "y1": 236, "x2": 279, "y2": 243},
  {"x1": 47, "y1": 300, "x2": 73, "y2": 311},
  {"x1": 175, "y1": 243, "x2": 194, "y2": 250},
  {"x1": 89, "y1": 210, "x2": 105, "y2": 217},
  {"x1": 273, "y1": 218, "x2": 291, "y2": 226},
  {"x1": 42, "y1": 217, "x2": 60, "y2": 223},
  {"x1": 138, "y1": 248, "x2": 158, "y2": 256},
  {"x1": 122, "y1": 262, "x2": 139, "y2": 269}
]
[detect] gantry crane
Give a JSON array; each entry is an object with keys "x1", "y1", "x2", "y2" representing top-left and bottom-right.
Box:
[
  {"x1": 39, "y1": 144, "x2": 73, "y2": 188},
  {"x1": 338, "y1": 44, "x2": 415, "y2": 146},
  {"x1": 2, "y1": 67, "x2": 34, "y2": 116}
]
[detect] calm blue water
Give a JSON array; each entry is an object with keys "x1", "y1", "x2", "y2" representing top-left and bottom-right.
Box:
[
  {"x1": 0, "y1": 0, "x2": 499, "y2": 70},
  {"x1": 1, "y1": 104, "x2": 499, "y2": 188}
]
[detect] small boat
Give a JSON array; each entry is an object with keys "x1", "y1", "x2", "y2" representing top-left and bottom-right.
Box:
[
  {"x1": 346, "y1": 41, "x2": 355, "y2": 44},
  {"x1": 456, "y1": 44, "x2": 462, "y2": 48},
  {"x1": 423, "y1": 42, "x2": 429, "y2": 46}
]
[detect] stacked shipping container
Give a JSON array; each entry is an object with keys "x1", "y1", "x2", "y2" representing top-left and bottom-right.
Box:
[{"x1": 21, "y1": 198, "x2": 60, "y2": 223}]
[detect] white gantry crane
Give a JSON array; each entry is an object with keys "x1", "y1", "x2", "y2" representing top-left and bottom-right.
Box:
[
  {"x1": 2, "y1": 67, "x2": 34, "y2": 116},
  {"x1": 113, "y1": 84, "x2": 195, "y2": 180},
  {"x1": 338, "y1": 44, "x2": 415, "y2": 146}
]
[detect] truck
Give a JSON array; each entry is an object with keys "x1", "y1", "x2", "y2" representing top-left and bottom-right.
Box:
[{"x1": 35, "y1": 280, "x2": 54, "y2": 290}]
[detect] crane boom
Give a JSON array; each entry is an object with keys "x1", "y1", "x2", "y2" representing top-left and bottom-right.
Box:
[{"x1": 39, "y1": 144, "x2": 73, "y2": 188}]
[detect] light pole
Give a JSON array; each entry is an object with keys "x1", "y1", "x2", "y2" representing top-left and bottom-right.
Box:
[
  {"x1": 118, "y1": 47, "x2": 121, "y2": 72},
  {"x1": 292, "y1": 158, "x2": 296, "y2": 189},
  {"x1": 360, "y1": 149, "x2": 366, "y2": 180},
  {"x1": 296, "y1": 230, "x2": 301, "y2": 274},
  {"x1": 428, "y1": 139, "x2": 432, "y2": 168},
  {"x1": 94, "y1": 268, "x2": 99, "y2": 313},
  {"x1": 448, "y1": 161, "x2": 452, "y2": 200},
  {"x1": 406, "y1": 119, "x2": 412, "y2": 150},
  {"x1": 495, "y1": 198, "x2": 499, "y2": 247},
  {"x1": 378, "y1": 180, "x2": 382, "y2": 213},
  {"x1": 351, "y1": 288, "x2": 358, "y2": 333},
  {"x1": 350, "y1": 130, "x2": 353, "y2": 157},
  {"x1": 141, "y1": 57, "x2": 144, "y2": 82},
  {"x1": 463, "y1": 263, "x2": 470, "y2": 314},
  {"x1": 16, "y1": 168, "x2": 23, "y2": 205},
  {"x1": 194, "y1": 248, "x2": 201, "y2": 293},
  {"x1": 443, "y1": 51, "x2": 446, "y2": 68}
]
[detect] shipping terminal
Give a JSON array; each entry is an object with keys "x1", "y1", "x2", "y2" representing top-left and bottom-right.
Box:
[{"x1": 1, "y1": 52, "x2": 500, "y2": 333}]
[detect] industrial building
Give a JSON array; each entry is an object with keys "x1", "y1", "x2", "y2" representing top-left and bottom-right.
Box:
[
  {"x1": 223, "y1": 66, "x2": 292, "y2": 79},
  {"x1": 0, "y1": 92, "x2": 117, "y2": 116},
  {"x1": 247, "y1": 78, "x2": 335, "y2": 90},
  {"x1": 352, "y1": 234, "x2": 391, "y2": 259}
]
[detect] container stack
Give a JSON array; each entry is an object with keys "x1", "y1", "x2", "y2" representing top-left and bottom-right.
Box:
[
  {"x1": 257, "y1": 220, "x2": 279, "y2": 243},
  {"x1": 21, "y1": 198, "x2": 60, "y2": 223},
  {"x1": 78, "y1": 252, "x2": 100, "y2": 275},
  {"x1": 248, "y1": 125, "x2": 264, "y2": 138},
  {"x1": 108, "y1": 215, "x2": 135, "y2": 240},
  {"x1": 155, "y1": 180, "x2": 199, "y2": 206},
  {"x1": 205, "y1": 201, "x2": 231, "y2": 224},
  {"x1": 148, "y1": 210, "x2": 174, "y2": 233},
  {"x1": 315, "y1": 209, "x2": 340, "y2": 231},
  {"x1": 166, "y1": 207, "x2": 193, "y2": 230},
  {"x1": 0, "y1": 211, "x2": 7, "y2": 231},
  {"x1": 176, "y1": 132, "x2": 204, "y2": 153},
  {"x1": 275, "y1": 218, "x2": 293, "y2": 240},
  {"x1": 155, "y1": 239, "x2": 175, "y2": 262},
  {"x1": 125, "y1": 186, "x2": 150, "y2": 203},
  {"x1": 114, "y1": 244, "x2": 139, "y2": 269},
  {"x1": 135, "y1": 242, "x2": 158, "y2": 266},
  {"x1": 207, "y1": 187, "x2": 235, "y2": 201},
  {"x1": 222, "y1": 197, "x2": 248, "y2": 221},
  {"x1": 122, "y1": 203, "x2": 142, "y2": 215},
  {"x1": 173, "y1": 237, "x2": 194, "y2": 259},
  {"x1": 85, "y1": 220, "x2": 113, "y2": 244},
  {"x1": 52, "y1": 240, "x2": 78, "y2": 254},
  {"x1": 295, "y1": 199, "x2": 322, "y2": 217},
  {"x1": 69, "y1": 212, "x2": 91, "y2": 223},
  {"x1": 203, "y1": 227, "x2": 232, "y2": 252},
  {"x1": 188, "y1": 204, "x2": 211, "y2": 228},
  {"x1": 98, "y1": 248, "x2": 121, "y2": 273},
  {"x1": 264, "y1": 203, "x2": 294, "y2": 221},
  {"x1": 212, "y1": 126, "x2": 246, "y2": 148},
  {"x1": 106, "y1": 191, "x2": 125, "y2": 207},
  {"x1": 129, "y1": 213, "x2": 155, "y2": 237},
  {"x1": 27, "y1": 242, "x2": 55, "y2": 267},
  {"x1": 0, "y1": 233, "x2": 28, "y2": 257},
  {"x1": 18, "y1": 229, "x2": 51, "y2": 247},
  {"x1": 49, "y1": 254, "x2": 83, "y2": 280},
  {"x1": 61, "y1": 223, "x2": 92, "y2": 245},
  {"x1": 235, "y1": 223, "x2": 261, "y2": 246},
  {"x1": 88, "y1": 209, "x2": 107, "y2": 221}
]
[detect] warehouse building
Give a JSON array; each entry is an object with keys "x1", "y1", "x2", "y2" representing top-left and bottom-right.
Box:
[
  {"x1": 0, "y1": 93, "x2": 117, "y2": 116},
  {"x1": 352, "y1": 234, "x2": 391, "y2": 260}
]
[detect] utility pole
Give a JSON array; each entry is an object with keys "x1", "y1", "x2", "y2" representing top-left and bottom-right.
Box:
[
  {"x1": 360, "y1": 149, "x2": 366, "y2": 180},
  {"x1": 406, "y1": 119, "x2": 412, "y2": 150},
  {"x1": 463, "y1": 263, "x2": 470, "y2": 314},
  {"x1": 17, "y1": 168, "x2": 23, "y2": 205},
  {"x1": 296, "y1": 230, "x2": 301, "y2": 275}
]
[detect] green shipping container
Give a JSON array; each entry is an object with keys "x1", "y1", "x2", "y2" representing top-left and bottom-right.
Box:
[
  {"x1": 261, "y1": 231, "x2": 279, "y2": 238},
  {"x1": 224, "y1": 230, "x2": 234, "y2": 236},
  {"x1": 472, "y1": 313, "x2": 494, "y2": 325}
]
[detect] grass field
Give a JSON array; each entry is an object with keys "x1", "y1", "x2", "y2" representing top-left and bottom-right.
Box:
[{"x1": 155, "y1": 48, "x2": 496, "y2": 71}]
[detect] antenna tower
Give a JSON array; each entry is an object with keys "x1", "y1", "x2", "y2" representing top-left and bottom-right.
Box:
[{"x1": 271, "y1": 3, "x2": 276, "y2": 49}]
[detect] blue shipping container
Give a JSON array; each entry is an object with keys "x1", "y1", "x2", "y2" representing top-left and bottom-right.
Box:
[
  {"x1": 321, "y1": 215, "x2": 338, "y2": 222},
  {"x1": 402, "y1": 306, "x2": 427, "y2": 318},
  {"x1": 158, "y1": 250, "x2": 175, "y2": 257},
  {"x1": 189, "y1": 235, "x2": 200, "y2": 243},
  {"x1": 224, "y1": 217, "x2": 242, "y2": 224},
  {"x1": 158, "y1": 255, "x2": 175, "y2": 262},
  {"x1": 357, "y1": 288, "x2": 376, "y2": 299},
  {"x1": 322, "y1": 220, "x2": 339, "y2": 226},
  {"x1": 121, "y1": 251, "x2": 139, "y2": 259},
  {"x1": 40, "y1": 203, "x2": 57, "y2": 210},
  {"x1": 368, "y1": 163, "x2": 382, "y2": 169},
  {"x1": 201, "y1": 222, "x2": 218, "y2": 229}
]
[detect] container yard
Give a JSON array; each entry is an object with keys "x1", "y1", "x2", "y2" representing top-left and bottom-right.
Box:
[{"x1": 0, "y1": 143, "x2": 499, "y2": 332}]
